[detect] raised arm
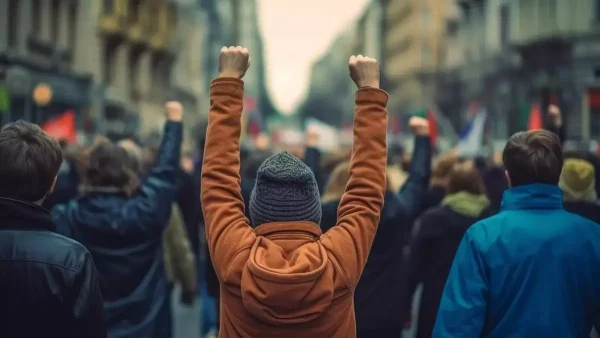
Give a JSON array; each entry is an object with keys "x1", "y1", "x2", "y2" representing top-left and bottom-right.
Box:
[
  {"x1": 126, "y1": 102, "x2": 183, "y2": 231},
  {"x1": 395, "y1": 117, "x2": 432, "y2": 220},
  {"x1": 321, "y1": 55, "x2": 388, "y2": 287},
  {"x1": 201, "y1": 46, "x2": 256, "y2": 281}
]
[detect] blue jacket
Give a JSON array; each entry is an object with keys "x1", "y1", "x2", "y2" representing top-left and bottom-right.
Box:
[
  {"x1": 433, "y1": 184, "x2": 600, "y2": 338},
  {"x1": 52, "y1": 121, "x2": 182, "y2": 338}
]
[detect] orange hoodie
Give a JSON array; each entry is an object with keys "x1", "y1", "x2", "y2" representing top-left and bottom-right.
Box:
[{"x1": 201, "y1": 77, "x2": 388, "y2": 337}]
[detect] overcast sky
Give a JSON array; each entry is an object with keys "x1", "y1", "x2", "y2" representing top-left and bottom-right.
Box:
[{"x1": 256, "y1": 0, "x2": 369, "y2": 114}]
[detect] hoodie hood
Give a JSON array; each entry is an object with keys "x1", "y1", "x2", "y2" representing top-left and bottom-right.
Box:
[
  {"x1": 442, "y1": 192, "x2": 490, "y2": 218},
  {"x1": 241, "y1": 222, "x2": 334, "y2": 325}
]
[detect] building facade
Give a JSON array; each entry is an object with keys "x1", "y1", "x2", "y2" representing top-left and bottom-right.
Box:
[
  {"x1": 382, "y1": 0, "x2": 454, "y2": 114},
  {"x1": 1, "y1": 0, "x2": 210, "y2": 143},
  {"x1": 0, "y1": 0, "x2": 92, "y2": 134}
]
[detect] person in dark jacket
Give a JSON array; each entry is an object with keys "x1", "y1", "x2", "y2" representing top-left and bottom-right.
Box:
[
  {"x1": 560, "y1": 158, "x2": 600, "y2": 224},
  {"x1": 0, "y1": 120, "x2": 106, "y2": 338},
  {"x1": 406, "y1": 161, "x2": 491, "y2": 338},
  {"x1": 418, "y1": 150, "x2": 459, "y2": 215},
  {"x1": 52, "y1": 102, "x2": 184, "y2": 338},
  {"x1": 320, "y1": 116, "x2": 432, "y2": 337},
  {"x1": 434, "y1": 130, "x2": 600, "y2": 337}
]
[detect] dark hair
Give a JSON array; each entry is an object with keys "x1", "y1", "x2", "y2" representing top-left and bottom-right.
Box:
[
  {"x1": 0, "y1": 120, "x2": 63, "y2": 201},
  {"x1": 446, "y1": 161, "x2": 486, "y2": 195},
  {"x1": 85, "y1": 140, "x2": 140, "y2": 195},
  {"x1": 502, "y1": 130, "x2": 563, "y2": 187}
]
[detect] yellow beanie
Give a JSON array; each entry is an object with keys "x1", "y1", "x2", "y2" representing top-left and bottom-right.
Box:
[{"x1": 559, "y1": 159, "x2": 597, "y2": 202}]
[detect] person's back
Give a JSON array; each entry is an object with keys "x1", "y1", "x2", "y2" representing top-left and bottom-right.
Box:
[
  {"x1": 434, "y1": 130, "x2": 600, "y2": 338},
  {"x1": 53, "y1": 103, "x2": 184, "y2": 338},
  {"x1": 0, "y1": 121, "x2": 106, "y2": 338},
  {"x1": 201, "y1": 47, "x2": 388, "y2": 337}
]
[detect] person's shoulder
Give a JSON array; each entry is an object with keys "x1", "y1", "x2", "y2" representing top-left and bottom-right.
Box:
[{"x1": 14, "y1": 230, "x2": 92, "y2": 273}]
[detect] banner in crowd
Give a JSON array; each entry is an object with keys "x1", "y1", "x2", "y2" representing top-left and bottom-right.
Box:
[
  {"x1": 41, "y1": 110, "x2": 77, "y2": 143},
  {"x1": 305, "y1": 118, "x2": 340, "y2": 152},
  {"x1": 457, "y1": 107, "x2": 488, "y2": 157}
]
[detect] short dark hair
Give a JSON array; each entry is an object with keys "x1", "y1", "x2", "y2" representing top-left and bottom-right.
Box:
[
  {"x1": 503, "y1": 130, "x2": 563, "y2": 187},
  {"x1": 85, "y1": 140, "x2": 140, "y2": 196},
  {"x1": 0, "y1": 120, "x2": 63, "y2": 201}
]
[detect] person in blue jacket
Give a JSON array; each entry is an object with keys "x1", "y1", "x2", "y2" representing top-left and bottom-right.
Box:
[
  {"x1": 52, "y1": 102, "x2": 184, "y2": 338},
  {"x1": 433, "y1": 129, "x2": 600, "y2": 338}
]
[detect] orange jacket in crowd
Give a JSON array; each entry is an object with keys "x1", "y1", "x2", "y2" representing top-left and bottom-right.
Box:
[{"x1": 201, "y1": 77, "x2": 388, "y2": 337}]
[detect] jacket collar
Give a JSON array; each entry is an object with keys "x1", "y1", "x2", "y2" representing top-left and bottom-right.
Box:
[
  {"x1": 501, "y1": 183, "x2": 563, "y2": 211},
  {"x1": 254, "y1": 221, "x2": 322, "y2": 238},
  {"x1": 0, "y1": 197, "x2": 56, "y2": 231}
]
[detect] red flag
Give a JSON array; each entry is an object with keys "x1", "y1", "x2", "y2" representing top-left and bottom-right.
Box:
[
  {"x1": 527, "y1": 104, "x2": 542, "y2": 131},
  {"x1": 427, "y1": 109, "x2": 439, "y2": 146},
  {"x1": 41, "y1": 110, "x2": 77, "y2": 143}
]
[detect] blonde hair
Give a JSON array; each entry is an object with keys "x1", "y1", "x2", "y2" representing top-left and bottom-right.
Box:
[
  {"x1": 322, "y1": 160, "x2": 350, "y2": 202},
  {"x1": 431, "y1": 151, "x2": 460, "y2": 188}
]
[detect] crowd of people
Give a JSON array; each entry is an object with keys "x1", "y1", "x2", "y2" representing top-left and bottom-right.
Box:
[{"x1": 0, "y1": 45, "x2": 599, "y2": 338}]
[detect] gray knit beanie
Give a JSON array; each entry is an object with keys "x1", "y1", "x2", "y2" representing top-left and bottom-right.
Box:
[{"x1": 249, "y1": 151, "x2": 321, "y2": 227}]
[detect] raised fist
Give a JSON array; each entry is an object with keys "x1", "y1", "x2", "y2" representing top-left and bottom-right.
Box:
[
  {"x1": 219, "y1": 46, "x2": 251, "y2": 79},
  {"x1": 305, "y1": 128, "x2": 319, "y2": 148},
  {"x1": 548, "y1": 104, "x2": 562, "y2": 127},
  {"x1": 165, "y1": 101, "x2": 183, "y2": 122},
  {"x1": 409, "y1": 116, "x2": 430, "y2": 136},
  {"x1": 349, "y1": 55, "x2": 379, "y2": 89}
]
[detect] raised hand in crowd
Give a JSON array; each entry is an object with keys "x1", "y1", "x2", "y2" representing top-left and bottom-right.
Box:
[
  {"x1": 349, "y1": 55, "x2": 380, "y2": 89},
  {"x1": 409, "y1": 116, "x2": 430, "y2": 137},
  {"x1": 218, "y1": 46, "x2": 251, "y2": 79}
]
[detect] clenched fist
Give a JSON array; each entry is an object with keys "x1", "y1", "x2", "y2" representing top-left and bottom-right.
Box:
[
  {"x1": 349, "y1": 55, "x2": 379, "y2": 89},
  {"x1": 219, "y1": 46, "x2": 251, "y2": 79},
  {"x1": 548, "y1": 104, "x2": 562, "y2": 127},
  {"x1": 409, "y1": 116, "x2": 430, "y2": 136},
  {"x1": 165, "y1": 101, "x2": 183, "y2": 122}
]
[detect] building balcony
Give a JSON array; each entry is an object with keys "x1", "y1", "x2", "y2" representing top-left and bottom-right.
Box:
[
  {"x1": 127, "y1": 23, "x2": 151, "y2": 46},
  {"x1": 149, "y1": 33, "x2": 171, "y2": 52},
  {"x1": 98, "y1": 13, "x2": 128, "y2": 38}
]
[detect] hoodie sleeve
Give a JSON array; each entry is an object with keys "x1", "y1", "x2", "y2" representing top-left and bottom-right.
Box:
[
  {"x1": 395, "y1": 135, "x2": 432, "y2": 220},
  {"x1": 433, "y1": 228, "x2": 488, "y2": 338},
  {"x1": 201, "y1": 78, "x2": 256, "y2": 281},
  {"x1": 320, "y1": 87, "x2": 388, "y2": 287}
]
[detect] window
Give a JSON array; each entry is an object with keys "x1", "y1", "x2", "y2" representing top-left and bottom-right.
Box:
[
  {"x1": 32, "y1": 0, "x2": 41, "y2": 35},
  {"x1": 104, "y1": 0, "x2": 113, "y2": 14},
  {"x1": 8, "y1": 0, "x2": 19, "y2": 48},
  {"x1": 51, "y1": 0, "x2": 60, "y2": 43},
  {"x1": 150, "y1": 4, "x2": 161, "y2": 35},
  {"x1": 68, "y1": 2, "x2": 77, "y2": 51},
  {"x1": 129, "y1": 0, "x2": 141, "y2": 22},
  {"x1": 103, "y1": 40, "x2": 119, "y2": 85},
  {"x1": 128, "y1": 49, "x2": 142, "y2": 101},
  {"x1": 500, "y1": 4, "x2": 510, "y2": 48}
]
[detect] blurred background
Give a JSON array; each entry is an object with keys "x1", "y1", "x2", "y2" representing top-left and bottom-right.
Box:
[{"x1": 1, "y1": 0, "x2": 599, "y2": 154}]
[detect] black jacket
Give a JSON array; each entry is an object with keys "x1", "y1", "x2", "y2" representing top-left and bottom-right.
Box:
[
  {"x1": 0, "y1": 197, "x2": 106, "y2": 338},
  {"x1": 321, "y1": 135, "x2": 432, "y2": 337},
  {"x1": 405, "y1": 201, "x2": 493, "y2": 338},
  {"x1": 564, "y1": 201, "x2": 600, "y2": 224},
  {"x1": 53, "y1": 121, "x2": 182, "y2": 338}
]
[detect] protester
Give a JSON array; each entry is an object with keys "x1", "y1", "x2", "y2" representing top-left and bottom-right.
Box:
[
  {"x1": 418, "y1": 150, "x2": 459, "y2": 215},
  {"x1": 406, "y1": 161, "x2": 490, "y2": 338},
  {"x1": 319, "y1": 116, "x2": 431, "y2": 337},
  {"x1": 0, "y1": 120, "x2": 106, "y2": 338},
  {"x1": 433, "y1": 130, "x2": 600, "y2": 337},
  {"x1": 52, "y1": 102, "x2": 183, "y2": 338},
  {"x1": 560, "y1": 158, "x2": 600, "y2": 223},
  {"x1": 201, "y1": 47, "x2": 387, "y2": 336}
]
